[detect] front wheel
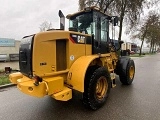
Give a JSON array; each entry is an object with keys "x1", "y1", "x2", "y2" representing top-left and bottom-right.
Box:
[
  {"x1": 119, "y1": 59, "x2": 135, "y2": 85},
  {"x1": 83, "y1": 67, "x2": 111, "y2": 110}
]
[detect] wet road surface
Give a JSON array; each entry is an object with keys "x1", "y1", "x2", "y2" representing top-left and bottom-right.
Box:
[{"x1": 0, "y1": 54, "x2": 160, "y2": 120}]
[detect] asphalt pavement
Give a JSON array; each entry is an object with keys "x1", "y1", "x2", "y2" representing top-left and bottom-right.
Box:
[{"x1": 0, "y1": 54, "x2": 160, "y2": 120}]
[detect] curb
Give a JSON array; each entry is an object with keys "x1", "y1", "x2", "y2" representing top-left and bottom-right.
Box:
[
  {"x1": 0, "y1": 83, "x2": 16, "y2": 89},
  {"x1": 130, "y1": 57, "x2": 140, "y2": 60}
]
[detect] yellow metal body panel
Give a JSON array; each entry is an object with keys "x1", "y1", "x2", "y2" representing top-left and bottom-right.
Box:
[
  {"x1": 9, "y1": 72, "x2": 23, "y2": 84},
  {"x1": 17, "y1": 76, "x2": 47, "y2": 97},
  {"x1": 32, "y1": 30, "x2": 91, "y2": 77},
  {"x1": 33, "y1": 32, "x2": 58, "y2": 76},
  {"x1": 9, "y1": 30, "x2": 92, "y2": 101},
  {"x1": 8, "y1": 6, "x2": 122, "y2": 103},
  {"x1": 9, "y1": 28, "x2": 118, "y2": 99},
  {"x1": 14, "y1": 74, "x2": 72, "y2": 100},
  {"x1": 52, "y1": 87, "x2": 72, "y2": 101},
  {"x1": 9, "y1": 28, "x2": 119, "y2": 101},
  {"x1": 67, "y1": 55, "x2": 99, "y2": 92},
  {"x1": 43, "y1": 77, "x2": 64, "y2": 95},
  {"x1": 68, "y1": 40, "x2": 92, "y2": 69},
  {"x1": 66, "y1": 53, "x2": 118, "y2": 92}
]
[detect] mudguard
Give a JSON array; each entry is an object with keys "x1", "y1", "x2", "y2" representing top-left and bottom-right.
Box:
[
  {"x1": 67, "y1": 55, "x2": 99, "y2": 92},
  {"x1": 115, "y1": 56, "x2": 131, "y2": 75}
]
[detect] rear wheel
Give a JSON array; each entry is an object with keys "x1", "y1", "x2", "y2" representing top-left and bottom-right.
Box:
[
  {"x1": 83, "y1": 67, "x2": 111, "y2": 110},
  {"x1": 119, "y1": 59, "x2": 135, "y2": 85}
]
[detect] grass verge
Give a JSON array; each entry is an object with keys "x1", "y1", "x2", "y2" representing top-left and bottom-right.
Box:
[
  {"x1": 130, "y1": 52, "x2": 157, "y2": 57},
  {"x1": 145, "y1": 53, "x2": 156, "y2": 55},
  {"x1": 0, "y1": 75, "x2": 10, "y2": 85},
  {"x1": 130, "y1": 54, "x2": 144, "y2": 57}
]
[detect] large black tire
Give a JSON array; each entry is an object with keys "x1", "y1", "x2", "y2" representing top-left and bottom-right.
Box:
[
  {"x1": 83, "y1": 66, "x2": 111, "y2": 110},
  {"x1": 119, "y1": 59, "x2": 135, "y2": 85}
]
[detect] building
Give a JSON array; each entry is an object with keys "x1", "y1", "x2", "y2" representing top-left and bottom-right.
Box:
[{"x1": 0, "y1": 38, "x2": 20, "y2": 61}]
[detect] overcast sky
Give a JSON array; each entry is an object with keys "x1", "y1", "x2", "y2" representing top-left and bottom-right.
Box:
[
  {"x1": 0, "y1": 0, "x2": 78, "y2": 40},
  {"x1": 0, "y1": 0, "x2": 158, "y2": 46},
  {"x1": 0, "y1": 0, "x2": 129, "y2": 41}
]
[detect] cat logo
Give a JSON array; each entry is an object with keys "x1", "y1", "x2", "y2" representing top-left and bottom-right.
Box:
[{"x1": 78, "y1": 35, "x2": 85, "y2": 43}]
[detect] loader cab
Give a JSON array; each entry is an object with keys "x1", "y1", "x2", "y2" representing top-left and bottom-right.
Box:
[{"x1": 67, "y1": 7, "x2": 115, "y2": 54}]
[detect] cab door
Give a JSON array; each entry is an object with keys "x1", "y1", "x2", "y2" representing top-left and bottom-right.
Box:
[{"x1": 92, "y1": 12, "x2": 110, "y2": 54}]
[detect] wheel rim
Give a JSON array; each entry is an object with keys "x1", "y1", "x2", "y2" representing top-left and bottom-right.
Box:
[
  {"x1": 95, "y1": 76, "x2": 108, "y2": 100},
  {"x1": 129, "y1": 66, "x2": 134, "y2": 79}
]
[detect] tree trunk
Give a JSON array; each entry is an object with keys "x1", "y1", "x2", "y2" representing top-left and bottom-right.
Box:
[
  {"x1": 118, "y1": 15, "x2": 124, "y2": 41},
  {"x1": 149, "y1": 45, "x2": 152, "y2": 54},
  {"x1": 149, "y1": 40, "x2": 152, "y2": 54},
  {"x1": 139, "y1": 38, "x2": 145, "y2": 56},
  {"x1": 152, "y1": 42, "x2": 155, "y2": 53},
  {"x1": 118, "y1": 0, "x2": 126, "y2": 41}
]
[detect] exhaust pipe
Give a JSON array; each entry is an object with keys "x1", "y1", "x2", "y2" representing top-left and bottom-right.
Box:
[{"x1": 58, "y1": 10, "x2": 65, "y2": 30}]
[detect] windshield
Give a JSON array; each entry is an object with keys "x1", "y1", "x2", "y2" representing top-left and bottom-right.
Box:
[
  {"x1": 69, "y1": 12, "x2": 93, "y2": 34},
  {"x1": 68, "y1": 10, "x2": 110, "y2": 44}
]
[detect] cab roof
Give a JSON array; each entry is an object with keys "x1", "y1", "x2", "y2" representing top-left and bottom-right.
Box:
[{"x1": 66, "y1": 6, "x2": 111, "y2": 20}]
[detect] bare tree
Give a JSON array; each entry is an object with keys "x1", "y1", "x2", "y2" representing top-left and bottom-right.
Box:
[
  {"x1": 109, "y1": 0, "x2": 147, "y2": 42},
  {"x1": 131, "y1": 22, "x2": 149, "y2": 56},
  {"x1": 78, "y1": 0, "x2": 159, "y2": 45},
  {"x1": 78, "y1": 0, "x2": 148, "y2": 41},
  {"x1": 131, "y1": 11, "x2": 160, "y2": 55},
  {"x1": 39, "y1": 21, "x2": 52, "y2": 32},
  {"x1": 145, "y1": 13, "x2": 160, "y2": 53},
  {"x1": 78, "y1": 0, "x2": 114, "y2": 12}
]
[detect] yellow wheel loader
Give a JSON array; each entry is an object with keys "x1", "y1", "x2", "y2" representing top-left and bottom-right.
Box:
[{"x1": 9, "y1": 6, "x2": 135, "y2": 110}]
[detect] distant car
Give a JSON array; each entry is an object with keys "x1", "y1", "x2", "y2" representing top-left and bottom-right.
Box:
[{"x1": 130, "y1": 51, "x2": 135, "y2": 54}]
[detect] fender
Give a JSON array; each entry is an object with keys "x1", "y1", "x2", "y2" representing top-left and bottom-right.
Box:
[
  {"x1": 67, "y1": 55, "x2": 99, "y2": 92},
  {"x1": 116, "y1": 56, "x2": 131, "y2": 75}
]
